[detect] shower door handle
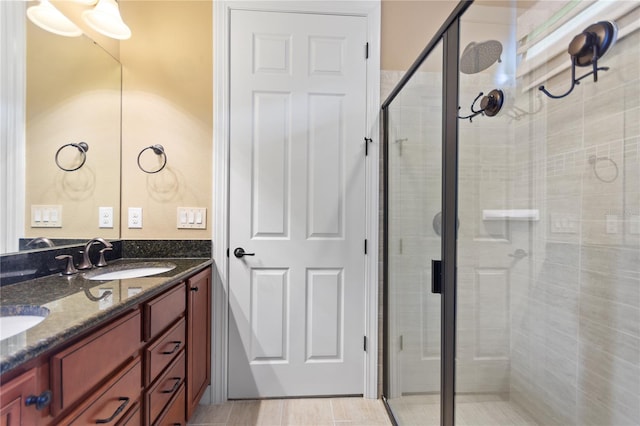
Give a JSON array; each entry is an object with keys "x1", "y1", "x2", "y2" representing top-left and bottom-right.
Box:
[{"x1": 431, "y1": 260, "x2": 442, "y2": 294}]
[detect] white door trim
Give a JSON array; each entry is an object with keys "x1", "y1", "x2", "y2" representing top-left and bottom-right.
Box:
[
  {"x1": 0, "y1": 1, "x2": 26, "y2": 254},
  {"x1": 212, "y1": 0, "x2": 380, "y2": 403}
]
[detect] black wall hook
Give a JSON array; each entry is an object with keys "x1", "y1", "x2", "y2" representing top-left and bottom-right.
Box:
[
  {"x1": 458, "y1": 89, "x2": 504, "y2": 123},
  {"x1": 539, "y1": 21, "x2": 617, "y2": 99}
]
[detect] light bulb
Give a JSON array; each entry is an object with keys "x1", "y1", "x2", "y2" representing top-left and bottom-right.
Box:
[
  {"x1": 27, "y1": 0, "x2": 83, "y2": 37},
  {"x1": 82, "y1": 0, "x2": 131, "y2": 40}
]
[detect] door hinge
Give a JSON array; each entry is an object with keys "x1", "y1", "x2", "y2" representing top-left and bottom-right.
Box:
[
  {"x1": 364, "y1": 239, "x2": 368, "y2": 255},
  {"x1": 399, "y1": 335, "x2": 403, "y2": 351},
  {"x1": 364, "y1": 137, "x2": 372, "y2": 156},
  {"x1": 365, "y1": 42, "x2": 369, "y2": 59},
  {"x1": 364, "y1": 336, "x2": 367, "y2": 352},
  {"x1": 226, "y1": 248, "x2": 229, "y2": 258}
]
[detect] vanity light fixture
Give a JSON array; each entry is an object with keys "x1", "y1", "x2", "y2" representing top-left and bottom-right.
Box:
[
  {"x1": 82, "y1": 0, "x2": 131, "y2": 40},
  {"x1": 26, "y1": 0, "x2": 83, "y2": 37}
]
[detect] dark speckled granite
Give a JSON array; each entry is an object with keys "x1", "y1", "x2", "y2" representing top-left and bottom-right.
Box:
[
  {"x1": 1, "y1": 240, "x2": 211, "y2": 287},
  {"x1": 0, "y1": 257, "x2": 212, "y2": 376},
  {"x1": 122, "y1": 240, "x2": 212, "y2": 258}
]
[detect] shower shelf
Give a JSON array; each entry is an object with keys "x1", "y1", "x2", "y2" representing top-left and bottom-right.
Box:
[{"x1": 482, "y1": 209, "x2": 539, "y2": 221}]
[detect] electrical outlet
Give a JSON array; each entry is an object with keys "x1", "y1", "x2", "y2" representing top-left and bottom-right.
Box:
[
  {"x1": 99, "y1": 207, "x2": 113, "y2": 228},
  {"x1": 128, "y1": 207, "x2": 143, "y2": 228}
]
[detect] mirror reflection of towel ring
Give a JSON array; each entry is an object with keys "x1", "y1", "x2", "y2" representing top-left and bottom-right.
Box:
[
  {"x1": 589, "y1": 155, "x2": 618, "y2": 183},
  {"x1": 55, "y1": 142, "x2": 89, "y2": 172},
  {"x1": 137, "y1": 144, "x2": 167, "y2": 174}
]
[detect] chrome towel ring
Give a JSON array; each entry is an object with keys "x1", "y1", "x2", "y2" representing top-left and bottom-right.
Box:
[
  {"x1": 55, "y1": 142, "x2": 89, "y2": 172},
  {"x1": 137, "y1": 144, "x2": 167, "y2": 174}
]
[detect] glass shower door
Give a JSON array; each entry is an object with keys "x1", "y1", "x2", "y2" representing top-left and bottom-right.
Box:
[{"x1": 385, "y1": 39, "x2": 443, "y2": 426}]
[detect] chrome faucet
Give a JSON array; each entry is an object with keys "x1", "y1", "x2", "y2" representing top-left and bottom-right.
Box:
[
  {"x1": 77, "y1": 237, "x2": 113, "y2": 270},
  {"x1": 26, "y1": 237, "x2": 55, "y2": 248}
]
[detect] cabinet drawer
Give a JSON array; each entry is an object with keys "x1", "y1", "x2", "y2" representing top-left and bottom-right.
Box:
[
  {"x1": 145, "y1": 284, "x2": 186, "y2": 341},
  {"x1": 119, "y1": 402, "x2": 142, "y2": 426},
  {"x1": 146, "y1": 351, "x2": 185, "y2": 425},
  {"x1": 51, "y1": 309, "x2": 141, "y2": 415},
  {"x1": 66, "y1": 358, "x2": 141, "y2": 425},
  {"x1": 153, "y1": 384, "x2": 185, "y2": 426},
  {"x1": 145, "y1": 318, "x2": 186, "y2": 386}
]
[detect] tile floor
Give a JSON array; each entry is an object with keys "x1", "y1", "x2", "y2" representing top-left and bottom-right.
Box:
[
  {"x1": 188, "y1": 397, "x2": 392, "y2": 426},
  {"x1": 387, "y1": 394, "x2": 539, "y2": 426}
]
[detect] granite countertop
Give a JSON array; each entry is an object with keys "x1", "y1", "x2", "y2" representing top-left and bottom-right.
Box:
[{"x1": 0, "y1": 257, "x2": 212, "y2": 376}]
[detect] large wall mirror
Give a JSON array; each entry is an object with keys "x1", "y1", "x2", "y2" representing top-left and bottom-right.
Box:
[{"x1": 0, "y1": 6, "x2": 121, "y2": 255}]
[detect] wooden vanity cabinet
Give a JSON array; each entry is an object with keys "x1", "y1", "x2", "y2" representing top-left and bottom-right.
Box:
[
  {"x1": 186, "y1": 268, "x2": 211, "y2": 419},
  {"x1": 0, "y1": 265, "x2": 211, "y2": 426},
  {"x1": 143, "y1": 284, "x2": 186, "y2": 425},
  {"x1": 0, "y1": 365, "x2": 49, "y2": 426},
  {"x1": 50, "y1": 309, "x2": 142, "y2": 417}
]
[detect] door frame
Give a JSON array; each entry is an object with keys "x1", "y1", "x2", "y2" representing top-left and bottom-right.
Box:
[{"x1": 212, "y1": 0, "x2": 381, "y2": 403}]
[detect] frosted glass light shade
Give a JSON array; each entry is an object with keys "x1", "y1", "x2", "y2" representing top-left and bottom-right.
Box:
[
  {"x1": 82, "y1": 0, "x2": 131, "y2": 40},
  {"x1": 27, "y1": 0, "x2": 83, "y2": 37}
]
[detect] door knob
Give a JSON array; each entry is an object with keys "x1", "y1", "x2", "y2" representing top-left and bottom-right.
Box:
[{"x1": 234, "y1": 247, "x2": 255, "y2": 258}]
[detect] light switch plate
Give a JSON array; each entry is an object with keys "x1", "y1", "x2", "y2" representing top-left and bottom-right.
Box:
[
  {"x1": 31, "y1": 205, "x2": 62, "y2": 228},
  {"x1": 128, "y1": 207, "x2": 143, "y2": 228},
  {"x1": 177, "y1": 207, "x2": 206, "y2": 229},
  {"x1": 99, "y1": 207, "x2": 114, "y2": 228}
]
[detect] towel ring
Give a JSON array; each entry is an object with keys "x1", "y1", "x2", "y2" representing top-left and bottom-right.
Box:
[
  {"x1": 588, "y1": 155, "x2": 618, "y2": 183},
  {"x1": 137, "y1": 144, "x2": 167, "y2": 174},
  {"x1": 55, "y1": 142, "x2": 89, "y2": 172}
]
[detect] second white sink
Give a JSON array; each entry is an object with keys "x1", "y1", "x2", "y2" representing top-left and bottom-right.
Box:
[
  {"x1": 86, "y1": 262, "x2": 176, "y2": 281},
  {"x1": 0, "y1": 305, "x2": 50, "y2": 340}
]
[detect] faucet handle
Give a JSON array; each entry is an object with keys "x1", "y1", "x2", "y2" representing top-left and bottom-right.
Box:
[
  {"x1": 77, "y1": 250, "x2": 93, "y2": 270},
  {"x1": 55, "y1": 255, "x2": 78, "y2": 275},
  {"x1": 96, "y1": 247, "x2": 113, "y2": 267}
]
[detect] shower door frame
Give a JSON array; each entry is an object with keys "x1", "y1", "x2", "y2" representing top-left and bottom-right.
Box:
[{"x1": 381, "y1": 1, "x2": 473, "y2": 425}]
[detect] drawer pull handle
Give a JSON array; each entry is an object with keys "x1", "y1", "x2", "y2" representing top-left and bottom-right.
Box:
[
  {"x1": 161, "y1": 341, "x2": 182, "y2": 355},
  {"x1": 25, "y1": 390, "x2": 52, "y2": 410},
  {"x1": 190, "y1": 286, "x2": 199, "y2": 292},
  {"x1": 95, "y1": 397, "x2": 129, "y2": 424},
  {"x1": 161, "y1": 377, "x2": 181, "y2": 394}
]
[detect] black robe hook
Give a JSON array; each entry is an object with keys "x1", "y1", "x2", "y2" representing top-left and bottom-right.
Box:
[
  {"x1": 539, "y1": 21, "x2": 617, "y2": 100},
  {"x1": 458, "y1": 89, "x2": 504, "y2": 123}
]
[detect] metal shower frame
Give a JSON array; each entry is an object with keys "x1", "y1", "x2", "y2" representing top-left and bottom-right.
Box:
[{"x1": 381, "y1": 1, "x2": 474, "y2": 425}]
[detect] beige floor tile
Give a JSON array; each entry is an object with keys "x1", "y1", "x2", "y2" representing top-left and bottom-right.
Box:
[
  {"x1": 189, "y1": 403, "x2": 233, "y2": 425},
  {"x1": 282, "y1": 398, "x2": 333, "y2": 426},
  {"x1": 227, "y1": 400, "x2": 283, "y2": 426},
  {"x1": 331, "y1": 397, "x2": 390, "y2": 424}
]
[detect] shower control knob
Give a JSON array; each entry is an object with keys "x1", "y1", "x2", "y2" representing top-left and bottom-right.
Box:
[{"x1": 234, "y1": 247, "x2": 255, "y2": 258}]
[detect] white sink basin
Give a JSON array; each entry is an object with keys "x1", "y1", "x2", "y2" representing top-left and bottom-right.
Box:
[
  {"x1": 86, "y1": 262, "x2": 176, "y2": 281},
  {"x1": 0, "y1": 306, "x2": 50, "y2": 340}
]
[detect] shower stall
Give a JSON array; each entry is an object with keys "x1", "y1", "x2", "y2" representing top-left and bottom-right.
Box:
[{"x1": 382, "y1": 1, "x2": 640, "y2": 425}]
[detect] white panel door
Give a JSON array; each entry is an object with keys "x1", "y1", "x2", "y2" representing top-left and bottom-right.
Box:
[{"x1": 228, "y1": 10, "x2": 367, "y2": 398}]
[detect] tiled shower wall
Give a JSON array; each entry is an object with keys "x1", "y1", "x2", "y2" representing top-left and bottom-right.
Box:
[{"x1": 509, "y1": 14, "x2": 640, "y2": 426}]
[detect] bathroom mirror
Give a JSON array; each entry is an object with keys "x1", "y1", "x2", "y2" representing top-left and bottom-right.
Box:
[{"x1": 3, "y1": 19, "x2": 122, "y2": 254}]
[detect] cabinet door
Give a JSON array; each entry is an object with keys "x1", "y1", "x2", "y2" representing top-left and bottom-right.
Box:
[
  {"x1": 0, "y1": 397, "x2": 21, "y2": 426},
  {"x1": 186, "y1": 268, "x2": 211, "y2": 419},
  {"x1": 0, "y1": 367, "x2": 49, "y2": 426}
]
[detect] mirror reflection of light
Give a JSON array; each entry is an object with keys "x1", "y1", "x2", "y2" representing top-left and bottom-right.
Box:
[{"x1": 27, "y1": 0, "x2": 82, "y2": 37}]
